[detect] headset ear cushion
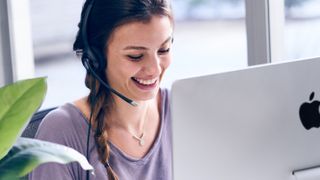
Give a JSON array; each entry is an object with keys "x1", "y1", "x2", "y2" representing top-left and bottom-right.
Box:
[{"x1": 91, "y1": 47, "x2": 106, "y2": 71}]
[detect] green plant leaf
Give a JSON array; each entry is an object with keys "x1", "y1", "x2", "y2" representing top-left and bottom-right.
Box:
[
  {"x1": 0, "y1": 78, "x2": 47, "y2": 160},
  {"x1": 0, "y1": 137, "x2": 94, "y2": 178},
  {"x1": 0, "y1": 173, "x2": 19, "y2": 180}
]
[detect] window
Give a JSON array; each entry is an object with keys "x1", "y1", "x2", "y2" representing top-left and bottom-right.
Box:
[
  {"x1": 30, "y1": 0, "x2": 87, "y2": 108},
  {"x1": 165, "y1": 0, "x2": 247, "y2": 86},
  {"x1": 284, "y1": 0, "x2": 320, "y2": 60}
]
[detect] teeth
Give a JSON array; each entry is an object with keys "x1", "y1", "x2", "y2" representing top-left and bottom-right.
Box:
[{"x1": 133, "y1": 77, "x2": 157, "y2": 85}]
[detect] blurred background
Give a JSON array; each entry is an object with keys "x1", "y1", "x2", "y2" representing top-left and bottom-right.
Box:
[{"x1": 28, "y1": 0, "x2": 320, "y2": 108}]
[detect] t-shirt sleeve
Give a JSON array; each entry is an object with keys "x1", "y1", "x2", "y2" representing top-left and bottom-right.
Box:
[{"x1": 28, "y1": 107, "x2": 81, "y2": 180}]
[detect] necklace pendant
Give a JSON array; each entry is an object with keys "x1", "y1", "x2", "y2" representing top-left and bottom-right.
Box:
[
  {"x1": 132, "y1": 133, "x2": 145, "y2": 146},
  {"x1": 139, "y1": 139, "x2": 145, "y2": 146}
]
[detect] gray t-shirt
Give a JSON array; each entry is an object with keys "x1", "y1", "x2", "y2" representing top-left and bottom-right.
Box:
[{"x1": 29, "y1": 89, "x2": 172, "y2": 180}]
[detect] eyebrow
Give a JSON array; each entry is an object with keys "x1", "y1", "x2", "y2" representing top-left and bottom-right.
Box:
[{"x1": 123, "y1": 36, "x2": 172, "y2": 50}]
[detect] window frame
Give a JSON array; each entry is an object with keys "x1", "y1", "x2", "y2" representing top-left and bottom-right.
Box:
[
  {"x1": 245, "y1": 0, "x2": 285, "y2": 65},
  {"x1": 0, "y1": 0, "x2": 34, "y2": 86}
]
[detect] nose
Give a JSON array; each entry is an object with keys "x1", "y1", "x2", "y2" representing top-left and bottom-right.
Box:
[{"x1": 143, "y1": 54, "x2": 161, "y2": 76}]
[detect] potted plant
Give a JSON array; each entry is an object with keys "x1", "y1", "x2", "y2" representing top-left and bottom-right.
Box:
[{"x1": 0, "y1": 77, "x2": 93, "y2": 180}]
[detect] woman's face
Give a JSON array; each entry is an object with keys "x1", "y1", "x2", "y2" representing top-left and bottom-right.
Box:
[{"x1": 105, "y1": 15, "x2": 173, "y2": 102}]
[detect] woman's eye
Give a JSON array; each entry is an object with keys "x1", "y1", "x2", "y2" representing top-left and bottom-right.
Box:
[
  {"x1": 158, "y1": 48, "x2": 170, "y2": 55},
  {"x1": 127, "y1": 54, "x2": 143, "y2": 61}
]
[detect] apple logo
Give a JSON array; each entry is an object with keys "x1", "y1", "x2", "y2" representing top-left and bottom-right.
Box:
[{"x1": 299, "y1": 92, "x2": 320, "y2": 130}]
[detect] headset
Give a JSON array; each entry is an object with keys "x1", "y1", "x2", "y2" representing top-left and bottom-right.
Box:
[
  {"x1": 80, "y1": 0, "x2": 138, "y2": 107},
  {"x1": 80, "y1": 0, "x2": 138, "y2": 179}
]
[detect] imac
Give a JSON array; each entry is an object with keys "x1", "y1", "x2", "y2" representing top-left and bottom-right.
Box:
[{"x1": 171, "y1": 57, "x2": 320, "y2": 180}]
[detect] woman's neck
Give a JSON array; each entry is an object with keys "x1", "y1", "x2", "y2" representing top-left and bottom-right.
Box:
[{"x1": 107, "y1": 93, "x2": 160, "y2": 134}]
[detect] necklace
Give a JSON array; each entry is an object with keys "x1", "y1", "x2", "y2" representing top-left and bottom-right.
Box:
[
  {"x1": 112, "y1": 106, "x2": 150, "y2": 146},
  {"x1": 132, "y1": 132, "x2": 145, "y2": 146},
  {"x1": 129, "y1": 108, "x2": 149, "y2": 146}
]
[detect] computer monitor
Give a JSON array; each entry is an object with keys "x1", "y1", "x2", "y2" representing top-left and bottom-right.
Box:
[{"x1": 171, "y1": 57, "x2": 320, "y2": 180}]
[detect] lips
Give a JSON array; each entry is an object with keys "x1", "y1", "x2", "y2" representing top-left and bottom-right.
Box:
[{"x1": 132, "y1": 77, "x2": 157, "y2": 85}]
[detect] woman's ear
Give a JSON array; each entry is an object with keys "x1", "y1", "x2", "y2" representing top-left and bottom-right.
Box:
[{"x1": 90, "y1": 46, "x2": 107, "y2": 71}]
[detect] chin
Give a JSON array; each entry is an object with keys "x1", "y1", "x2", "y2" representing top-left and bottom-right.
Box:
[
  {"x1": 129, "y1": 79, "x2": 161, "y2": 100},
  {"x1": 134, "y1": 87, "x2": 160, "y2": 102}
]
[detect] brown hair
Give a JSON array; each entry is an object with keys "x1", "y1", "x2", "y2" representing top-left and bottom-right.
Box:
[{"x1": 73, "y1": 0, "x2": 172, "y2": 179}]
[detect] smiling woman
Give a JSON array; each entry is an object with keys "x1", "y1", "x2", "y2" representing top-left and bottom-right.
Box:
[
  {"x1": 106, "y1": 16, "x2": 173, "y2": 101},
  {"x1": 29, "y1": 0, "x2": 174, "y2": 180}
]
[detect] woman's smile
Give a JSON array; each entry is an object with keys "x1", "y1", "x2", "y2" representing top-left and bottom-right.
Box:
[{"x1": 131, "y1": 77, "x2": 158, "y2": 91}]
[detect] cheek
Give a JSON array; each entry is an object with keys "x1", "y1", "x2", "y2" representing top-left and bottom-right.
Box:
[
  {"x1": 106, "y1": 53, "x2": 129, "y2": 73},
  {"x1": 105, "y1": 60, "x2": 127, "y2": 83},
  {"x1": 107, "y1": 59, "x2": 140, "y2": 80}
]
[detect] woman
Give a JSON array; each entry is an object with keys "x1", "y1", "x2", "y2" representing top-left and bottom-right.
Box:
[{"x1": 29, "y1": 0, "x2": 173, "y2": 179}]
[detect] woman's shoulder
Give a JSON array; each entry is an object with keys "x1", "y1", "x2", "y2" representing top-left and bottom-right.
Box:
[
  {"x1": 161, "y1": 87, "x2": 170, "y2": 97},
  {"x1": 160, "y1": 88, "x2": 170, "y2": 113},
  {"x1": 39, "y1": 103, "x2": 82, "y2": 128},
  {"x1": 35, "y1": 103, "x2": 88, "y2": 144},
  {"x1": 160, "y1": 88, "x2": 170, "y2": 104}
]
